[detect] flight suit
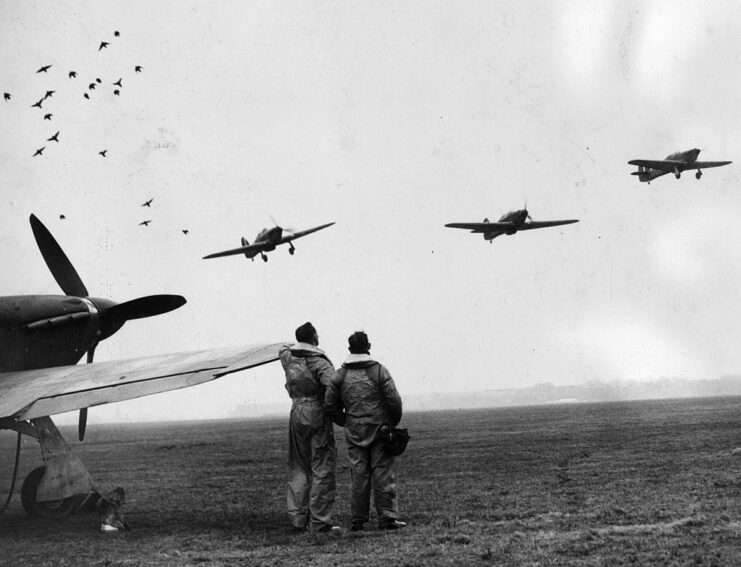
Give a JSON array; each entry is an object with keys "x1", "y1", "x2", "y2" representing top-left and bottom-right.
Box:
[
  {"x1": 325, "y1": 354, "x2": 402, "y2": 527},
  {"x1": 280, "y1": 343, "x2": 337, "y2": 531}
]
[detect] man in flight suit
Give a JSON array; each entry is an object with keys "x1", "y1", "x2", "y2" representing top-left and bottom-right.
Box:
[
  {"x1": 280, "y1": 322, "x2": 340, "y2": 534},
  {"x1": 325, "y1": 331, "x2": 407, "y2": 531}
]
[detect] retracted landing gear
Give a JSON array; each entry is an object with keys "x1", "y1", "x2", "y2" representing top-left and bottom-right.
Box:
[
  {"x1": 696, "y1": 170, "x2": 702, "y2": 180},
  {"x1": 289, "y1": 242, "x2": 295, "y2": 256}
]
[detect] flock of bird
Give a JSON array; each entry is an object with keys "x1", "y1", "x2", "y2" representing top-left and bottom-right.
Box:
[{"x1": 3, "y1": 31, "x2": 188, "y2": 235}]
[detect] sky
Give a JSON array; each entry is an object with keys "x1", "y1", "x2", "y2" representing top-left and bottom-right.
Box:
[{"x1": 2, "y1": 1, "x2": 741, "y2": 422}]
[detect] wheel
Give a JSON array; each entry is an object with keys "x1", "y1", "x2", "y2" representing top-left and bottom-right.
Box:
[
  {"x1": 696, "y1": 170, "x2": 702, "y2": 180},
  {"x1": 289, "y1": 248, "x2": 295, "y2": 256},
  {"x1": 21, "y1": 466, "x2": 78, "y2": 518},
  {"x1": 262, "y1": 255, "x2": 268, "y2": 262}
]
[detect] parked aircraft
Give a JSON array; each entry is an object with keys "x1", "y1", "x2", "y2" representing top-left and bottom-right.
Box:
[
  {"x1": 445, "y1": 209, "x2": 578, "y2": 242},
  {"x1": 628, "y1": 148, "x2": 731, "y2": 183},
  {"x1": 0, "y1": 215, "x2": 283, "y2": 518},
  {"x1": 203, "y1": 222, "x2": 335, "y2": 262}
]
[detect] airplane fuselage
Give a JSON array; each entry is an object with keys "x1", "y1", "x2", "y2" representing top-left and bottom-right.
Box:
[
  {"x1": 483, "y1": 209, "x2": 529, "y2": 240},
  {"x1": 0, "y1": 295, "x2": 121, "y2": 372}
]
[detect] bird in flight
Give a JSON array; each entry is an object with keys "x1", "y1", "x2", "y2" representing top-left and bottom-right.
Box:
[
  {"x1": 96, "y1": 78, "x2": 102, "y2": 84},
  {"x1": 113, "y1": 89, "x2": 120, "y2": 96},
  {"x1": 3, "y1": 93, "x2": 10, "y2": 101},
  {"x1": 59, "y1": 214, "x2": 66, "y2": 220},
  {"x1": 47, "y1": 131, "x2": 60, "y2": 142},
  {"x1": 88, "y1": 83, "x2": 96, "y2": 90},
  {"x1": 142, "y1": 198, "x2": 153, "y2": 207},
  {"x1": 31, "y1": 99, "x2": 43, "y2": 109},
  {"x1": 36, "y1": 65, "x2": 51, "y2": 73},
  {"x1": 135, "y1": 66, "x2": 142, "y2": 73},
  {"x1": 113, "y1": 78, "x2": 122, "y2": 87},
  {"x1": 33, "y1": 147, "x2": 45, "y2": 157},
  {"x1": 182, "y1": 229, "x2": 189, "y2": 235},
  {"x1": 139, "y1": 220, "x2": 152, "y2": 227},
  {"x1": 114, "y1": 31, "x2": 120, "y2": 37},
  {"x1": 99, "y1": 149, "x2": 108, "y2": 157},
  {"x1": 43, "y1": 90, "x2": 55, "y2": 100},
  {"x1": 69, "y1": 71, "x2": 77, "y2": 78},
  {"x1": 99, "y1": 41, "x2": 109, "y2": 51},
  {"x1": 83, "y1": 93, "x2": 90, "y2": 100},
  {"x1": 44, "y1": 113, "x2": 52, "y2": 120}
]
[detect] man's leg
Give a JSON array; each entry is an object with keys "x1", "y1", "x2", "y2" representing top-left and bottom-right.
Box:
[
  {"x1": 347, "y1": 443, "x2": 371, "y2": 527},
  {"x1": 308, "y1": 420, "x2": 337, "y2": 530},
  {"x1": 370, "y1": 440, "x2": 399, "y2": 526},
  {"x1": 286, "y1": 411, "x2": 311, "y2": 529}
]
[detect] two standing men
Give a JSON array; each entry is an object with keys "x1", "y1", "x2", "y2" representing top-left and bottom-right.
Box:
[{"x1": 279, "y1": 323, "x2": 406, "y2": 533}]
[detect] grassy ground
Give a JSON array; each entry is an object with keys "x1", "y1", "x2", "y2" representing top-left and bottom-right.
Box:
[{"x1": 2, "y1": 397, "x2": 741, "y2": 565}]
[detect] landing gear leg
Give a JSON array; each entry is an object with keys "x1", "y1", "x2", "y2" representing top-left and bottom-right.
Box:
[
  {"x1": 261, "y1": 253, "x2": 268, "y2": 262},
  {"x1": 289, "y1": 243, "x2": 295, "y2": 256},
  {"x1": 19, "y1": 417, "x2": 97, "y2": 518},
  {"x1": 696, "y1": 170, "x2": 702, "y2": 180}
]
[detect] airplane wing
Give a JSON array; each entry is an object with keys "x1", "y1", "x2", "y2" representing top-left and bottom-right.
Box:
[
  {"x1": 518, "y1": 220, "x2": 580, "y2": 230},
  {"x1": 279, "y1": 222, "x2": 335, "y2": 244},
  {"x1": 445, "y1": 222, "x2": 513, "y2": 233},
  {"x1": 688, "y1": 160, "x2": 732, "y2": 170},
  {"x1": 0, "y1": 342, "x2": 285, "y2": 421},
  {"x1": 627, "y1": 159, "x2": 686, "y2": 171},
  {"x1": 202, "y1": 242, "x2": 270, "y2": 259}
]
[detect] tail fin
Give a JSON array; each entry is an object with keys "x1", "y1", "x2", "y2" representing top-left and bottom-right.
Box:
[
  {"x1": 483, "y1": 218, "x2": 490, "y2": 223},
  {"x1": 241, "y1": 237, "x2": 249, "y2": 246}
]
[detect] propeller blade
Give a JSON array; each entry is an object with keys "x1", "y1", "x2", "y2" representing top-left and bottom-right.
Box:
[
  {"x1": 105, "y1": 295, "x2": 186, "y2": 321},
  {"x1": 29, "y1": 214, "x2": 89, "y2": 297},
  {"x1": 78, "y1": 408, "x2": 88, "y2": 442}
]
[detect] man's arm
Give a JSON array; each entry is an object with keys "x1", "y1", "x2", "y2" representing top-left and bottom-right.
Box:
[
  {"x1": 379, "y1": 364, "x2": 402, "y2": 425},
  {"x1": 307, "y1": 355, "x2": 335, "y2": 388},
  {"x1": 324, "y1": 370, "x2": 346, "y2": 426}
]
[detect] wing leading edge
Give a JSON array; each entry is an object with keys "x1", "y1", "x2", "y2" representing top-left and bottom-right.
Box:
[
  {"x1": 279, "y1": 222, "x2": 336, "y2": 244},
  {"x1": 628, "y1": 159, "x2": 732, "y2": 171},
  {"x1": 445, "y1": 220, "x2": 578, "y2": 233},
  {"x1": 0, "y1": 342, "x2": 286, "y2": 421}
]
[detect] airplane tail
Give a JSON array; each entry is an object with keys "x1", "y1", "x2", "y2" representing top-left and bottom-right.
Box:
[
  {"x1": 483, "y1": 218, "x2": 489, "y2": 223},
  {"x1": 241, "y1": 237, "x2": 249, "y2": 246},
  {"x1": 631, "y1": 166, "x2": 651, "y2": 182}
]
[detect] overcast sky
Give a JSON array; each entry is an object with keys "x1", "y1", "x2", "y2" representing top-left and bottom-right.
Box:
[{"x1": 3, "y1": 1, "x2": 741, "y2": 422}]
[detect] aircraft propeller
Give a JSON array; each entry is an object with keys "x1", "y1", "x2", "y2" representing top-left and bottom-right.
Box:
[{"x1": 29, "y1": 214, "x2": 186, "y2": 441}]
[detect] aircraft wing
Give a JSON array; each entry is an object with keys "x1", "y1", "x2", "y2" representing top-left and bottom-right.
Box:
[
  {"x1": 202, "y1": 242, "x2": 270, "y2": 259},
  {"x1": 518, "y1": 220, "x2": 580, "y2": 230},
  {"x1": 0, "y1": 342, "x2": 285, "y2": 421},
  {"x1": 627, "y1": 159, "x2": 686, "y2": 171},
  {"x1": 689, "y1": 160, "x2": 732, "y2": 170},
  {"x1": 279, "y1": 222, "x2": 335, "y2": 244},
  {"x1": 445, "y1": 222, "x2": 513, "y2": 233}
]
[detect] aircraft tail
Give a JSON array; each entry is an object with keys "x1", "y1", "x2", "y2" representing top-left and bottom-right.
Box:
[{"x1": 241, "y1": 237, "x2": 249, "y2": 246}]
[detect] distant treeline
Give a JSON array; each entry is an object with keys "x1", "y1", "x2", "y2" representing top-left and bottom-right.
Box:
[{"x1": 404, "y1": 375, "x2": 741, "y2": 412}]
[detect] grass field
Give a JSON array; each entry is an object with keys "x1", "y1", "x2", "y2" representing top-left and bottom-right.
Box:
[{"x1": 2, "y1": 397, "x2": 741, "y2": 566}]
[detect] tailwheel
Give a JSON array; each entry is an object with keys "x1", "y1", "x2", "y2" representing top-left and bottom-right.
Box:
[
  {"x1": 696, "y1": 170, "x2": 702, "y2": 180},
  {"x1": 21, "y1": 466, "x2": 78, "y2": 518}
]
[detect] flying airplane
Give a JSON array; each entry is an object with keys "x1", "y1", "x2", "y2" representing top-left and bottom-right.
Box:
[
  {"x1": 203, "y1": 222, "x2": 335, "y2": 262},
  {"x1": 628, "y1": 148, "x2": 731, "y2": 183},
  {"x1": 445, "y1": 209, "x2": 579, "y2": 242},
  {"x1": 0, "y1": 215, "x2": 283, "y2": 518}
]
